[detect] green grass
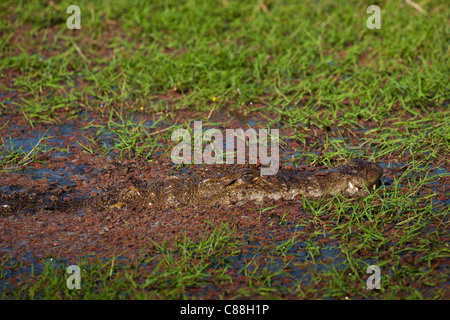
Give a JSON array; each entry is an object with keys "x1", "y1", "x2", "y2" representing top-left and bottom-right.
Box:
[
  {"x1": 0, "y1": 0, "x2": 448, "y2": 299},
  {"x1": 0, "y1": 126, "x2": 50, "y2": 172},
  {"x1": 1, "y1": 0, "x2": 448, "y2": 120}
]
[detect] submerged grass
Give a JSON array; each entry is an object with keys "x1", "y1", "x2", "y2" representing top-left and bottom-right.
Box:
[{"x1": 0, "y1": 129, "x2": 50, "y2": 172}]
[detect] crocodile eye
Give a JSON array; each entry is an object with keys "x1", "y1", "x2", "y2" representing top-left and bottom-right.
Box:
[{"x1": 241, "y1": 173, "x2": 254, "y2": 183}]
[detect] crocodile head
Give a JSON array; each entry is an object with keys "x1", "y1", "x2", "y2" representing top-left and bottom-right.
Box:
[
  {"x1": 200, "y1": 158, "x2": 384, "y2": 205},
  {"x1": 139, "y1": 158, "x2": 384, "y2": 208},
  {"x1": 343, "y1": 158, "x2": 384, "y2": 195}
]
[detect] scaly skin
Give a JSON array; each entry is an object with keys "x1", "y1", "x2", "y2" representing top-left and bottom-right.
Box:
[{"x1": 110, "y1": 158, "x2": 383, "y2": 209}]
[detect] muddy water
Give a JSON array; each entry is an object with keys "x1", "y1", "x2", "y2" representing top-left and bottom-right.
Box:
[{"x1": 0, "y1": 114, "x2": 448, "y2": 298}]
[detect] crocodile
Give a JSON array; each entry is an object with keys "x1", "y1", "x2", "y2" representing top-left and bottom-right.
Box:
[{"x1": 109, "y1": 158, "x2": 383, "y2": 209}]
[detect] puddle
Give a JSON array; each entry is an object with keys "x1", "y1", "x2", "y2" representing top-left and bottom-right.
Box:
[
  {"x1": 20, "y1": 164, "x2": 86, "y2": 186},
  {"x1": 1, "y1": 123, "x2": 87, "y2": 155}
]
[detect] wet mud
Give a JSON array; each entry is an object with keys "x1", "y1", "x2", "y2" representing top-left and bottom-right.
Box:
[{"x1": 0, "y1": 107, "x2": 448, "y2": 299}]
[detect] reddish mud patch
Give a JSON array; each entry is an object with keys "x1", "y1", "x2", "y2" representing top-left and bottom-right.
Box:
[{"x1": 0, "y1": 105, "x2": 449, "y2": 298}]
